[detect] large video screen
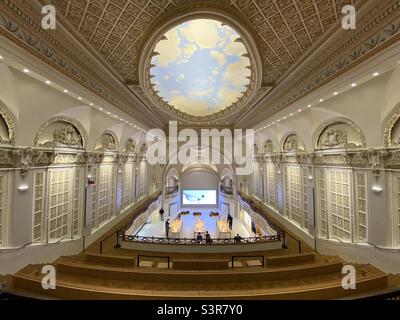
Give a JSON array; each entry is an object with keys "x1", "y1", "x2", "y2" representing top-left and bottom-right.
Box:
[{"x1": 182, "y1": 190, "x2": 217, "y2": 205}]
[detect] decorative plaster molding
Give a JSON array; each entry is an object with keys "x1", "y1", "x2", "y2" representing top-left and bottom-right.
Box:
[
  {"x1": 34, "y1": 116, "x2": 88, "y2": 149},
  {"x1": 312, "y1": 117, "x2": 367, "y2": 150},
  {"x1": 384, "y1": 103, "x2": 400, "y2": 147}
]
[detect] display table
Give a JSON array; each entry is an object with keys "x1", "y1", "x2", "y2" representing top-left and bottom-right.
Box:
[
  {"x1": 169, "y1": 218, "x2": 183, "y2": 238},
  {"x1": 217, "y1": 220, "x2": 231, "y2": 239},
  {"x1": 194, "y1": 218, "x2": 206, "y2": 238}
]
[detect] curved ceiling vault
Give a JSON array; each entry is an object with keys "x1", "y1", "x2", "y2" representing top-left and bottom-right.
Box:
[{"x1": 50, "y1": 0, "x2": 383, "y2": 127}]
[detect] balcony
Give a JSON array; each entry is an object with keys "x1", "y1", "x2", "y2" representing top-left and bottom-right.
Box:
[
  {"x1": 220, "y1": 185, "x2": 234, "y2": 195},
  {"x1": 165, "y1": 185, "x2": 179, "y2": 195}
]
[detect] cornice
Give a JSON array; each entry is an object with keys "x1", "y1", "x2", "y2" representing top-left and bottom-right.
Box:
[
  {"x1": 238, "y1": 0, "x2": 400, "y2": 127},
  {"x1": 0, "y1": 0, "x2": 163, "y2": 128}
]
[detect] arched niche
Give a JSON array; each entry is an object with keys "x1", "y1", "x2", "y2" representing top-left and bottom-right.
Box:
[
  {"x1": 262, "y1": 139, "x2": 275, "y2": 154},
  {"x1": 165, "y1": 167, "x2": 179, "y2": 187},
  {"x1": 0, "y1": 100, "x2": 16, "y2": 146},
  {"x1": 124, "y1": 138, "x2": 137, "y2": 153},
  {"x1": 34, "y1": 116, "x2": 86, "y2": 149},
  {"x1": 313, "y1": 118, "x2": 366, "y2": 150},
  {"x1": 384, "y1": 104, "x2": 400, "y2": 147},
  {"x1": 94, "y1": 131, "x2": 117, "y2": 151},
  {"x1": 281, "y1": 133, "x2": 305, "y2": 152}
]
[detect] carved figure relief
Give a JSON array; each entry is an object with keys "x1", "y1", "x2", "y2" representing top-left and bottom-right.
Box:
[
  {"x1": 263, "y1": 140, "x2": 274, "y2": 153},
  {"x1": 101, "y1": 133, "x2": 116, "y2": 151},
  {"x1": 283, "y1": 135, "x2": 300, "y2": 152},
  {"x1": 125, "y1": 139, "x2": 137, "y2": 153},
  {"x1": 320, "y1": 128, "x2": 347, "y2": 148}
]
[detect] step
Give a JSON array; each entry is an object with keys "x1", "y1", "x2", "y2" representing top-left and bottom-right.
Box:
[{"x1": 11, "y1": 267, "x2": 388, "y2": 300}]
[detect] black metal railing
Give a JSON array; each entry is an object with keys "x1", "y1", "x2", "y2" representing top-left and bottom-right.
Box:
[
  {"x1": 238, "y1": 191, "x2": 303, "y2": 253},
  {"x1": 98, "y1": 191, "x2": 161, "y2": 253},
  {"x1": 121, "y1": 234, "x2": 281, "y2": 246},
  {"x1": 220, "y1": 185, "x2": 234, "y2": 195},
  {"x1": 165, "y1": 185, "x2": 179, "y2": 195}
]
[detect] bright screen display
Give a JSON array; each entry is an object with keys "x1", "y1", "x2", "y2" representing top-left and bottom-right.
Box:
[{"x1": 182, "y1": 190, "x2": 217, "y2": 205}]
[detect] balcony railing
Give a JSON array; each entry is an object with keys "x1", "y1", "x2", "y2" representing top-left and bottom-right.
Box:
[{"x1": 121, "y1": 234, "x2": 281, "y2": 246}]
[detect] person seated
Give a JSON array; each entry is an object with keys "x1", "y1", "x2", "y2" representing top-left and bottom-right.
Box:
[
  {"x1": 196, "y1": 232, "x2": 203, "y2": 244},
  {"x1": 234, "y1": 234, "x2": 242, "y2": 244},
  {"x1": 205, "y1": 231, "x2": 212, "y2": 244}
]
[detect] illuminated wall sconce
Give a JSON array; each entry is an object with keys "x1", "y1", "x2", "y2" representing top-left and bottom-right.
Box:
[
  {"x1": 86, "y1": 173, "x2": 92, "y2": 179},
  {"x1": 308, "y1": 175, "x2": 314, "y2": 181},
  {"x1": 372, "y1": 185, "x2": 384, "y2": 194},
  {"x1": 17, "y1": 183, "x2": 29, "y2": 192}
]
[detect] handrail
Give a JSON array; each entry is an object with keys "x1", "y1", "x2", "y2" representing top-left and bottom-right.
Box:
[
  {"x1": 238, "y1": 192, "x2": 302, "y2": 253},
  {"x1": 99, "y1": 191, "x2": 161, "y2": 253},
  {"x1": 122, "y1": 234, "x2": 281, "y2": 246}
]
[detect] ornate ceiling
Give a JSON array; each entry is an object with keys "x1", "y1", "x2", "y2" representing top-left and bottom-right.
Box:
[
  {"x1": 1, "y1": 0, "x2": 398, "y2": 127},
  {"x1": 52, "y1": 0, "x2": 351, "y2": 83},
  {"x1": 48, "y1": 0, "x2": 360, "y2": 123}
]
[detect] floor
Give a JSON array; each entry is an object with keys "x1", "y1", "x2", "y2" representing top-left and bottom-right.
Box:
[{"x1": 135, "y1": 209, "x2": 255, "y2": 239}]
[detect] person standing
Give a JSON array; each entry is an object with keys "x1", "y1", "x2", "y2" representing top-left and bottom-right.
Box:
[
  {"x1": 227, "y1": 213, "x2": 233, "y2": 230},
  {"x1": 159, "y1": 208, "x2": 165, "y2": 221},
  {"x1": 165, "y1": 219, "x2": 170, "y2": 238}
]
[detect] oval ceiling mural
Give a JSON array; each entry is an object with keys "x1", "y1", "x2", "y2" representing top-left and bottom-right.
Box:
[{"x1": 150, "y1": 19, "x2": 252, "y2": 117}]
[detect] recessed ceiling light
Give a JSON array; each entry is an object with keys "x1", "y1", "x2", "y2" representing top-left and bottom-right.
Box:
[
  {"x1": 351, "y1": 83, "x2": 357, "y2": 87},
  {"x1": 290, "y1": 113, "x2": 294, "y2": 116},
  {"x1": 45, "y1": 80, "x2": 51, "y2": 85},
  {"x1": 298, "y1": 109, "x2": 302, "y2": 112},
  {"x1": 63, "y1": 89, "x2": 68, "y2": 93},
  {"x1": 333, "y1": 92, "x2": 338, "y2": 96},
  {"x1": 267, "y1": 124, "x2": 270, "y2": 127},
  {"x1": 320, "y1": 99, "x2": 324, "y2": 102},
  {"x1": 272, "y1": 122, "x2": 275, "y2": 125},
  {"x1": 283, "y1": 117, "x2": 287, "y2": 120},
  {"x1": 0, "y1": 55, "x2": 3, "y2": 60},
  {"x1": 99, "y1": 107, "x2": 103, "y2": 111},
  {"x1": 373, "y1": 72, "x2": 379, "y2": 77},
  {"x1": 89, "y1": 103, "x2": 94, "y2": 106},
  {"x1": 120, "y1": 118, "x2": 123, "y2": 121},
  {"x1": 307, "y1": 104, "x2": 312, "y2": 108},
  {"x1": 23, "y1": 68, "x2": 30, "y2": 73},
  {"x1": 277, "y1": 119, "x2": 280, "y2": 123},
  {"x1": 78, "y1": 97, "x2": 82, "y2": 100},
  {"x1": 107, "y1": 112, "x2": 111, "y2": 115}
]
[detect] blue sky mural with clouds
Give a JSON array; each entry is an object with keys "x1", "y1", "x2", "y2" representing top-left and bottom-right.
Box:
[{"x1": 151, "y1": 19, "x2": 251, "y2": 116}]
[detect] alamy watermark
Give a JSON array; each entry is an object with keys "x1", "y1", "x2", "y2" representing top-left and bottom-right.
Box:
[
  {"x1": 342, "y1": 265, "x2": 357, "y2": 290},
  {"x1": 145, "y1": 121, "x2": 255, "y2": 175},
  {"x1": 41, "y1": 265, "x2": 56, "y2": 290}
]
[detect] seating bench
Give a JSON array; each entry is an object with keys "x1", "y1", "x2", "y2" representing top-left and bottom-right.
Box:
[
  {"x1": 85, "y1": 253, "x2": 135, "y2": 267},
  {"x1": 266, "y1": 252, "x2": 315, "y2": 267}
]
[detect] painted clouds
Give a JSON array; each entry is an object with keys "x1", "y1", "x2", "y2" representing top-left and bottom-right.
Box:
[{"x1": 151, "y1": 19, "x2": 251, "y2": 117}]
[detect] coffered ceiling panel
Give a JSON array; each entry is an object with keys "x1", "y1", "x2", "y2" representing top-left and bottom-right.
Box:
[{"x1": 52, "y1": 0, "x2": 351, "y2": 85}]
